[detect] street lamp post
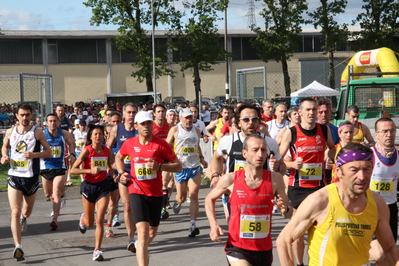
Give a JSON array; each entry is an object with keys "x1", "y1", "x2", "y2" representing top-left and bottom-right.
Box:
[{"x1": 151, "y1": 0, "x2": 158, "y2": 104}]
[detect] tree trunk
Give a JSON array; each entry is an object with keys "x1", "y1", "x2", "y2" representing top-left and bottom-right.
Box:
[
  {"x1": 328, "y1": 50, "x2": 335, "y2": 89},
  {"x1": 193, "y1": 64, "x2": 201, "y2": 107},
  {"x1": 146, "y1": 75, "x2": 153, "y2": 92},
  {"x1": 281, "y1": 59, "x2": 291, "y2": 97}
]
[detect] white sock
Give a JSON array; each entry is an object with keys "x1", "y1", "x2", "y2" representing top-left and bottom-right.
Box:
[
  {"x1": 190, "y1": 220, "x2": 196, "y2": 228},
  {"x1": 16, "y1": 244, "x2": 22, "y2": 249}
]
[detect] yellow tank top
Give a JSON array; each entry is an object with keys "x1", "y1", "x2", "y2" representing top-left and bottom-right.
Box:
[
  {"x1": 352, "y1": 122, "x2": 364, "y2": 144},
  {"x1": 213, "y1": 118, "x2": 224, "y2": 151},
  {"x1": 308, "y1": 184, "x2": 378, "y2": 266}
]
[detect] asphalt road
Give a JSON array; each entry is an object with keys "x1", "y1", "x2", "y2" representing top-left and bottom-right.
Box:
[{"x1": 0, "y1": 184, "x2": 300, "y2": 266}]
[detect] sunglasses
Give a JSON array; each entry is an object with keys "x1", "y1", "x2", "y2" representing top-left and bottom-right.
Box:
[{"x1": 239, "y1": 117, "x2": 259, "y2": 123}]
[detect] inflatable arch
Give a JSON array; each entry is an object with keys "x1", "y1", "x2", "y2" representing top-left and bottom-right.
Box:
[{"x1": 340, "y1": 47, "x2": 399, "y2": 86}]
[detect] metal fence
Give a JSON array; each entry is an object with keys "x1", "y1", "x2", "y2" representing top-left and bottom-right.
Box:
[{"x1": 0, "y1": 73, "x2": 53, "y2": 184}]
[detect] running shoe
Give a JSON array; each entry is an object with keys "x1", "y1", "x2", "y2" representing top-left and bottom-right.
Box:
[
  {"x1": 92, "y1": 249, "x2": 104, "y2": 261},
  {"x1": 173, "y1": 201, "x2": 182, "y2": 214},
  {"x1": 79, "y1": 213, "x2": 87, "y2": 234},
  {"x1": 160, "y1": 208, "x2": 169, "y2": 220},
  {"x1": 50, "y1": 218, "x2": 58, "y2": 231},
  {"x1": 20, "y1": 217, "x2": 27, "y2": 234},
  {"x1": 127, "y1": 240, "x2": 137, "y2": 253},
  {"x1": 61, "y1": 195, "x2": 66, "y2": 208},
  {"x1": 13, "y1": 246, "x2": 25, "y2": 261},
  {"x1": 112, "y1": 215, "x2": 121, "y2": 227},
  {"x1": 188, "y1": 227, "x2": 200, "y2": 237},
  {"x1": 65, "y1": 180, "x2": 73, "y2": 186},
  {"x1": 166, "y1": 200, "x2": 172, "y2": 209},
  {"x1": 105, "y1": 227, "x2": 114, "y2": 237}
]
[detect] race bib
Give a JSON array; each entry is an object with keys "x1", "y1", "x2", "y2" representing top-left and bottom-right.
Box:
[
  {"x1": 134, "y1": 162, "x2": 157, "y2": 181},
  {"x1": 234, "y1": 159, "x2": 247, "y2": 171},
  {"x1": 240, "y1": 214, "x2": 270, "y2": 239},
  {"x1": 51, "y1": 146, "x2": 62, "y2": 158},
  {"x1": 181, "y1": 144, "x2": 197, "y2": 156},
  {"x1": 11, "y1": 159, "x2": 29, "y2": 172},
  {"x1": 370, "y1": 180, "x2": 394, "y2": 192},
  {"x1": 124, "y1": 155, "x2": 131, "y2": 165},
  {"x1": 91, "y1": 157, "x2": 107, "y2": 171},
  {"x1": 299, "y1": 163, "x2": 322, "y2": 181}
]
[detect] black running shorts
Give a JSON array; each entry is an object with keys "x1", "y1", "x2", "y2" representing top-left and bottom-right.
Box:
[
  {"x1": 40, "y1": 169, "x2": 66, "y2": 181},
  {"x1": 129, "y1": 193, "x2": 163, "y2": 227},
  {"x1": 80, "y1": 178, "x2": 110, "y2": 203},
  {"x1": 287, "y1": 186, "x2": 322, "y2": 209},
  {"x1": 225, "y1": 242, "x2": 273, "y2": 266},
  {"x1": 8, "y1": 175, "x2": 40, "y2": 196},
  {"x1": 107, "y1": 175, "x2": 119, "y2": 192}
]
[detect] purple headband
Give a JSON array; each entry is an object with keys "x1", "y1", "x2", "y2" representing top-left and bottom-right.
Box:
[{"x1": 336, "y1": 150, "x2": 373, "y2": 168}]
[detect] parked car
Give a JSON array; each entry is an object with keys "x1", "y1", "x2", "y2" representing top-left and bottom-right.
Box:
[
  {"x1": 163, "y1": 96, "x2": 186, "y2": 108},
  {"x1": 190, "y1": 98, "x2": 218, "y2": 111}
]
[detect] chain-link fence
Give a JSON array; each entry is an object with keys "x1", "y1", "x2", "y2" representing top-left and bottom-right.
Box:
[{"x1": 0, "y1": 73, "x2": 53, "y2": 184}]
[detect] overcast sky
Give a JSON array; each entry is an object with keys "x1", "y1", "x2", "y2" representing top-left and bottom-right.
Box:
[{"x1": 0, "y1": 0, "x2": 364, "y2": 31}]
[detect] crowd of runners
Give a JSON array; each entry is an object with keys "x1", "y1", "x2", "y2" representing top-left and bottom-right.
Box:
[{"x1": 2, "y1": 99, "x2": 399, "y2": 266}]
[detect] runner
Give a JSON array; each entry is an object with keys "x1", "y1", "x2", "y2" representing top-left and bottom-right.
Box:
[
  {"x1": 208, "y1": 103, "x2": 286, "y2": 223},
  {"x1": 1, "y1": 103, "x2": 52, "y2": 261},
  {"x1": 345, "y1": 105, "x2": 375, "y2": 146},
  {"x1": 205, "y1": 134, "x2": 292, "y2": 266},
  {"x1": 71, "y1": 124, "x2": 113, "y2": 261},
  {"x1": 206, "y1": 106, "x2": 232, "y2": 150},
  {"x1": 115, "y1": 111, "x2": 182, "y2": 266},
  {"x1": 106, "y1": 102, "x2": 138, "y2": 252},
  {"x1": 166, "y1": 108, "x2": 208, "y2": 237},
  {"x1": 368, "y1": 117, "x2": 399, "y2": 265},
  {"x1": 279, "y1": 97, "x2": 335, "y2": 266},
  {"x1": 261, "y1": 99, "x2": 276, "y2": 123},
  {"x1": 40, "y1": 113, "x2": 76, "y2": 230},
  {"x1": 277, "y1": 143, "x2": 399, "y2": 266},
  {"x1": 266, "y1": 103, "x2": 289, "y2": 139}
]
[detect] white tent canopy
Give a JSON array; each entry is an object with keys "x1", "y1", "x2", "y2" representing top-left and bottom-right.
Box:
[{"x1": 290, "y1": 81, "x2": 340, "y2": 97}]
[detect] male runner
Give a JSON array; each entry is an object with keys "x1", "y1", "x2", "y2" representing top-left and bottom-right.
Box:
[
  {"x1": 277, "y1": 143, "x2": 399, "y2": 266},
  {"x1": 106, "y1": 102, "x2": 138, "y2": 251},
  {"x1": 167, "y1": 108, "x2": 208, "y2": 237},
  {"x1": 261, "y1": 99, "x2": 276, "y2": 122},
  {"x1": 345, "y1": 105, "x2": 375, "y2": 146},
  {"x1": 369, "y1": 117, "x2": 399, "y2": 265},
  {"x1": 206, "y1": 134, "x2": 292, "y2": 266},
  {"x1": 1, "y1": 103, "x2": 52, "y2": 261},
  {"x1": 266, "y1": 103, "x2": 289, "y2": 139},
  {"x1": 40, "y1": 113, "x2": 76, "y2": 230},
  {"x1": 279, "y1": 97, "x2": 335, "y2": 266},
  {"x1": 115, "y1": 111, "x2": 182, "y2": 266}
]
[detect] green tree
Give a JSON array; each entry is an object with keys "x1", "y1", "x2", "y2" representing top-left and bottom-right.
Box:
[
  {"x1": 84, "y1": 0, "x2": 177, "y2": 92},
  {"x1": 352, "y1": 0, "x2": 399, "y2": 50},
  {"x1": 167, "y1": 0, "x2": 228, "y2": 105},
  {"x1": 251, "y1": 0, "x2": 308, "y2": 96},
  {"x1": 307, "y1": 0, "x2": 348, "y2": 89}
]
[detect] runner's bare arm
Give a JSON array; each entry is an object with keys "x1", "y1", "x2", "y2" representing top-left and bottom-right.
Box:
[
  {"x1": 166, "y1": 126, "x2": 177, "y2": 148},
  {"x1": 106, "y1": 125, "x2": 117, "y2": 150},
  {"x1": 31, "y1": 129, "x2": 52, "y2": 159},
  {"x1": 363, "y1": 125, "x2": 376, "y2": 147},
  {"x1": 276, "y1": 188, "x2": 328, "y2": 266},
  {"x1": 279, "y1": 128, "x2": 292, "y2": 158},
  {"x1": 205, "y1": 172, "x2": 234, "y2": 243},
  {"x1": 1, "y1": 128, "x2": 12, "y2": 164},
  {"x1": 271, "y1": 172, "x2": 292, "y2": 218}
]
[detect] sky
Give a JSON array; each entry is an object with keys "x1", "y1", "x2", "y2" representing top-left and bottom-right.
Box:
[{"x1": 0, "y1": 0, "x2": 364, "y2": 31}]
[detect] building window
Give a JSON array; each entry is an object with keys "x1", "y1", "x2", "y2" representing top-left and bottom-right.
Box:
[{"x1": 0, "y1": 39, "x2": 42, "y2": 64}]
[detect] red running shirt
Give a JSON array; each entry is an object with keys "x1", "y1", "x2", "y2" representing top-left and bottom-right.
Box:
[
  {"x1": 227, "y1": 169, "x2": 274, "y2": 251},
  {"x1": 83, "y1": 145, "x2": 110, "y2": 183},
  {"x1": 119, "y1": 136, "x2": 177, "y2": 197}
]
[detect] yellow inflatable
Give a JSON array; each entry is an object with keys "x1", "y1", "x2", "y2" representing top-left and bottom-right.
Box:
[{"x1": 340, "y1": 47, "x2": 399, "y2": 86}]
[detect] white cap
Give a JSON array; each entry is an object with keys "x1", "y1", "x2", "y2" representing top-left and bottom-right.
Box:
[
  {"x1": 74, "y1": 119, "x2": 80, "y2": 125},
  {"x1": 166, "y1": 109, "x2": 177, "y2": 116},
  {"x1": 134, "y1": 111, "x2": 153, "y2": 124},
  {"x1": 179, "y1": 108, "x2": 194, "y2": 117},
  {"x1": 82, "y1": 111, "x2": 88, "y2": 115}
]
